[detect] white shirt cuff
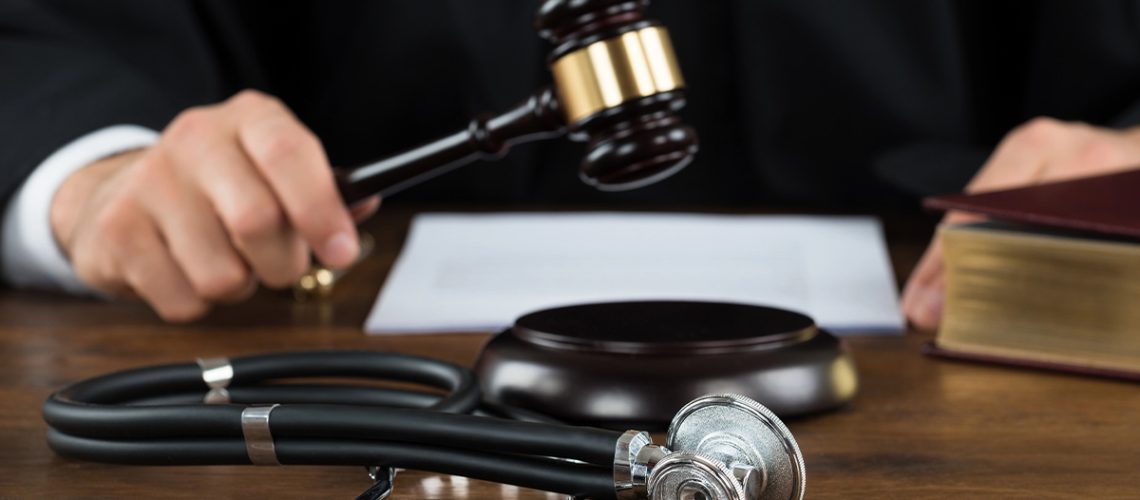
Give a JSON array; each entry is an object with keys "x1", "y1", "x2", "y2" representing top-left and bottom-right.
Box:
[{"x1": 2, "y1": 125, "x2": 159, "y2": 293}]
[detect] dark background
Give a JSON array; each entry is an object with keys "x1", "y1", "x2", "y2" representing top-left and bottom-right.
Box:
[{"x1": 3, "y1": 0, "x2": 1140, "y2": 210}]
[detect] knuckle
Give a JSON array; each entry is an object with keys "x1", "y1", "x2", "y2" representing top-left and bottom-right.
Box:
[
  {"x1": 226, "y1": 200, "x2": 284, "y2": 240},
  {"x1": 1023, "y1": 116, "x2": 1063, "y2": 132},
  {"x1": 131, "y1": 150, "x2": 165, "y2": 178},
  {"x1": 248, "y1": 128, "x2": 317, "y2": 168},
  {"x1": 165, "y1": 107, "x2": 213, "y2": 143},
  {"x1": 119, "y1": 258, "x2": 151, "y2": 290},
  {"x1": 72, "y1": 251, "x2": 118, "y2": 292},
  {"x1": 254, "y1": 132, "x2": 299, "y2": 164},
  {"x1": 1008, "y1": 116, "x2": 1064, "y2": 146},
  {"x1": 93, "y1": 200, "x2": 139, "y2": 244},
  {"x1": 230, "y1": 89, "x2": 281, "y2": 111},
  {"x1": 257, "y1": 239, "x2": 310, "y2": 289},
  {"x1": 70, "y1": 253, "x2": 99, "y2": 284},
  {"x1": 193, "y1": 262, "x2": 250, "y2": 300},
  {"x1": 123, "y1": 153, "x2": 172, "y2": 193}
]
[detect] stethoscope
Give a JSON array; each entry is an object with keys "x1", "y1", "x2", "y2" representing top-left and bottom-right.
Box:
[{"x1": 43, "y1": 350, "x2": 806, "y2": 500}]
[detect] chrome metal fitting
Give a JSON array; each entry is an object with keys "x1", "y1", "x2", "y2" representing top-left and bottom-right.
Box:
[
  {"x1": 240, "y1": 404, "x2": 280, "y2": 465},
  {"x1": 614, "y1": 394, "x2": 805, "y2": 500},
  {"x1": 647, "y1": 451, "x2": 746, "y2": 500},
  {"x1": 614, "y1": 430, "x2": 670, "y2": 499},
  {"x1": 196, "y1": 357, "x2": 233, "y2": 404},
  {"x1": 363, "y1": 465, "x2": 398, "y2": 500},
  {"x1": 615, "y1": 430, "x2": 652, "y2": 499}
]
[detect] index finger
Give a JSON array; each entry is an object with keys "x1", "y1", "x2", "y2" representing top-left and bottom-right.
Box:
[{"x1": 235, "y1": 94, "x2": 359, "y2": 268}]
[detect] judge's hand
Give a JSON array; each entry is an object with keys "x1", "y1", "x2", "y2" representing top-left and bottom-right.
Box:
[
  {"x1": 902, "y1": 117, "x2": 1140, "y2": 331},
  {"x1": 50, "y1": 90, "x2": 381, "y2": 322}
]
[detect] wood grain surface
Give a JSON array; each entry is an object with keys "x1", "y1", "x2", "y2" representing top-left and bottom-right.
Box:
[{"x1": 1, "y1": 206, "x2": 1137, "y2": 499}]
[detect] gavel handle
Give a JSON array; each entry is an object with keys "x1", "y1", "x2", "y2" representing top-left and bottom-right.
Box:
[{"x1": 335, "y1": 87, "x2": 566, "y2": 204}]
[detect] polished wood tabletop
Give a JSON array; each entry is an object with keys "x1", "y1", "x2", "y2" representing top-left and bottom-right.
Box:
[{"x1": 2, "y1": 206, "x2": 1138, "y2": 499}]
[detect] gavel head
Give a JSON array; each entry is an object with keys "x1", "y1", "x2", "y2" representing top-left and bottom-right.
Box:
[{"x1": 536, "y1": 0, "x2": 699, "y2": 191}]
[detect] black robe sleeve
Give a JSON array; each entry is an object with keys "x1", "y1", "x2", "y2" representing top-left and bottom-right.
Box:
[{"x1": 0, "y1": 0, "x2": 240, "y2": 205}]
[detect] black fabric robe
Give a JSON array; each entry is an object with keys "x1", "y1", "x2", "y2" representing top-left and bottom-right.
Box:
[{"x1": 2, "y1": 0, "x2": 1139, "y2": 211}]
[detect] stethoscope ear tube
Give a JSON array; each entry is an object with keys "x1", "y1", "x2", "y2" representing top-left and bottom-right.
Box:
[
  {"x1": 48, "y1": 350, "x2": 481, "y2": 410},
  {"x1": 43, "y1": 350, "x2": 621, "y2": 499}
]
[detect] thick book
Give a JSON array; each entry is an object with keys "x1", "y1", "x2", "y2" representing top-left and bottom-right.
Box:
[{"x1": 922, "y1": 169, "x2": 1140, "y2": 381}]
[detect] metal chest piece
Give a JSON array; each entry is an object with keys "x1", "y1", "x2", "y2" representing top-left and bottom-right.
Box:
[{"x1": 618, "y1": 394, "x2": 806, "y2": 500}]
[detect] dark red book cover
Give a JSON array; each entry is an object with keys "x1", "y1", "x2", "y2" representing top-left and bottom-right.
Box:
[{"x1": 924, "y1": 168, "x2": 1140, "y2": 238}]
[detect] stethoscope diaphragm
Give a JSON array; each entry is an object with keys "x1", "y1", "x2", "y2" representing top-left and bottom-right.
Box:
[{"x1": 664, "y1": 394, "x2": 806, "y2": 500}]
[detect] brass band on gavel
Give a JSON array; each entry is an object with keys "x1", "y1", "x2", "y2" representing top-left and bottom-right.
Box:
[{"x1": 551, "y1": 26, "x2": 685, "y2": 124}]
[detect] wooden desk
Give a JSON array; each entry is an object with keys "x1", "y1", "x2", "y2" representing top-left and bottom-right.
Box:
[{"x1": 2, "y1": 207, "x2": 1137, "y2": 499}]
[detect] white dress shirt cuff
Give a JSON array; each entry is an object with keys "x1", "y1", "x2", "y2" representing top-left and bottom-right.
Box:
[{"x1": 2, "y1": 125, "x2": 159, "y2": 293}]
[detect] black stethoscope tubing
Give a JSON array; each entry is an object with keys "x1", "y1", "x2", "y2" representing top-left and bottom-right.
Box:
[{"x1": 43, "y1": 350, "x2": 620, "y2": 498}]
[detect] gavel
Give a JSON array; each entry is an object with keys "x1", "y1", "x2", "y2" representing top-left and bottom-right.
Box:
[{"x1": 298, "y1": 0, "x2": 698, "y2": 298}]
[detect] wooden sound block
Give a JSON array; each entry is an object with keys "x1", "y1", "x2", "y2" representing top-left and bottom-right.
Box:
[{"x1": 474, "y1": 301, "x2": 858, "y2": 430}]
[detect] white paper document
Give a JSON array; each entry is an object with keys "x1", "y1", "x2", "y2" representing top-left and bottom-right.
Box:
[{"x1": 365, "y1": 212, "x2": 904, "y2": 336}]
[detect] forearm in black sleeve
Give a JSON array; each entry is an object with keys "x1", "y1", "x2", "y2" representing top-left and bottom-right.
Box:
[{"x1": 0, "y1": 0, "x2": 238, "y2": 204}]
